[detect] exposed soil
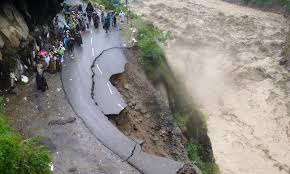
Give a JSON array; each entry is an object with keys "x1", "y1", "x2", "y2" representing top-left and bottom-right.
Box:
[
  {"x1": 130, "y1": 0, "x2": 290, "y2": 174},
  {"x1": 109, "y1": 48, "x2": 189, "y2": 162},
  {"x1": 4, "y1": 72, "x2": 139, "y2": 174}
]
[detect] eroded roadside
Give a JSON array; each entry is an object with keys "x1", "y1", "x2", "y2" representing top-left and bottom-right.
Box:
[{"x1": 109, "y1": 48, "x2": 188, "y2": 160}]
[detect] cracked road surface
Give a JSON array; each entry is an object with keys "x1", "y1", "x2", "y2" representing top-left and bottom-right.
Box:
[{"x1": 59, "y1": 0, "x2": 184, "y2": 173}]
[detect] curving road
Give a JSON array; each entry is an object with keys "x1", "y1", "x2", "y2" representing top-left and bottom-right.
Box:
[{"x1": 59, "y1": 0, "x2": 184, "y2": 173}]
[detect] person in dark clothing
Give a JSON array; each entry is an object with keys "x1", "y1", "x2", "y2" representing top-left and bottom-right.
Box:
[
  {"x1": 36, "y1": 73, "x2": 48, "y2": 92},
  {"x1": 113, "y1": 12, "x2": 117, "y2": 28},
  {"x1": 68, "y1": 37, "x2": 75, "y2": 53},
  {"x1": 78, "y1": 4, "x2": 83, "y2": 13},
  {"x1": 93, "y1": 11, "x2": 100, "y2": 29},
  {"x1": 103, "y1": 16, "x2": 110, "y2": 33},
  {"x1": 101, "y1": 11, "x2": 105, "y2": 24},
  {"x1": 86, "y1": 2, "x2": 94, "y2": 24}
]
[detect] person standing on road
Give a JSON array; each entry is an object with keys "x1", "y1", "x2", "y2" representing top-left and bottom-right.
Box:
[
  {"x1": 103, "y1": 15, "x2": 110, "y2": 33},
  {"x1": 119, "y1": 11, "x2": 125, "y2": 30},
  {"x1": 9, "y1": 71, "x2": 17, "y2": 93},
  {"x1": 113, "y1": 12, "x2": 117, "y2": 28},
  {"x1": 58, "y1": 42, "x2": 65, "y2": 63},
  {"x1": 101, "y1": 10, "x2": 105, "y2": 24},
  {"x1": 86, "y1": 2, "x2": 94, "y2": 24},
  {"x1": 78, "y1": 4, "x2": 83, "y2": 13}
]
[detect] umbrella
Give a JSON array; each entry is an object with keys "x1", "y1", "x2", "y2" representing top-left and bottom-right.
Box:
[{"x1": 37, "y1": 50, "x2": 47, "y2": 57}]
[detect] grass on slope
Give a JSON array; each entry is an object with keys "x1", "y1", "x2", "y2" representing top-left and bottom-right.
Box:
[{"x1": 0, "y1": 97, "x2": 51, "y2": 174}]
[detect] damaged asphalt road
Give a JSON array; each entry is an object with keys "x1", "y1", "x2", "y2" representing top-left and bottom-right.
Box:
[{"x1": 60, "y1": 0, "x2": 184, "y2": 173}]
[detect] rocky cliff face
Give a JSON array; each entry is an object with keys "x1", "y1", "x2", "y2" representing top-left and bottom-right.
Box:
[
  {"x1": 0, "y1": 0, "x2": 63, "y2": 59},
  {"x1": 0, "y1": 3, "x2": 29, "y2": 60},
  {"x1": 0, "y1": 0, "x2": 63, "y2": 88}
]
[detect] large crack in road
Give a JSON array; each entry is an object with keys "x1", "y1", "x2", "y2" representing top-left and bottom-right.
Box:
[
  {"x1": 89, "y1": 46, "x2": 186, "y2": 174},
  {"x1": 59, "y1": 1, "x2": 186, "y2": 173},
  {"x1": 89, "y1": 46, "x2": 140, "y2": 163}
]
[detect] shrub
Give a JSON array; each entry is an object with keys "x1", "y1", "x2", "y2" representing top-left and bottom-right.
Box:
[
  {"x1": 0, "y1": 111, "x2": 51, "y2": 174},
  {"x1": 243, "y1": 0, "x2": 290, "y2": 7},
  {"x1": 134, "y1": 20, "x2": 169, "y2": 80},
  {"x1": 138, "y1": 37, "x2": 165, "y2": 66},
  {"x1": 89, "y1": 0, "x2": 114, "y2": 10},
  {"x1": 0, "y1": 97, "x2": 4, "y2": 114},
  {"x1": 17, "y1": 137, "x2": 51, "y2": 174},
  {"x1": 173, "y1": 112, "x2": 190, "y2": 130},
  {"x1": 186, "y1": 140, "x2": 219, "y2": 174},
  {"x1": 255, "y1": 0, "x2": 273, "y2": 6}
]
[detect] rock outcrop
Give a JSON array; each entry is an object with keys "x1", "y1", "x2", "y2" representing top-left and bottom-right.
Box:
[
  {"x1": 0, "y1": 3, "x2": 29, "y2": 60},
  {"x1": 0, "y1": 0, "x2": 63, "y2": 88}
]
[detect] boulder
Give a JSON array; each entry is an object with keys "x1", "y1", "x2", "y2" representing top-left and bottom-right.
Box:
[
  {"x1": 0, "y1": 3, "x2": 29, "y2": 47},
  {"x1": 0, "y1": 35, "x2": 4, "y2": 48}
]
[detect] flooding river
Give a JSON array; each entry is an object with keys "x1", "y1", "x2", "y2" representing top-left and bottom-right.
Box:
[{"x1": 130, "y1": 0, "x2": 290, "y2": 173}]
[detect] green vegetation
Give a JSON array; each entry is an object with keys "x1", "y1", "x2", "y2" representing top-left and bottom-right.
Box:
[
  {"x1": 0, "y1": 98, "x2": 51, "y2": 174},
  {"x1": 244, "y1": 0, "x2": 290, "y2": 9},
  {"x1": 137, "y1": 23, "x2": 167, "y2": 77},
  {"x1": 173, "y1": 112, "x2": 190, "y2": 130},
  {"x1": 0, "y1": 97, "x2": 4, "y2": 114},
  {"x1": 86, "y1": 0, "x2": 114, "y2": 9},
  {"x1": 121, "y1": 14, "x2": 170, "y2": 80},
  {"x1": 186, "y1": 140, "x2": 219, "y2": 174}
]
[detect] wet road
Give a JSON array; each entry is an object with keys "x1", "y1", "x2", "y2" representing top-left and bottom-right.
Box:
[{"x1": 60, "y1": 1, "x2": 184, "y2": 173}]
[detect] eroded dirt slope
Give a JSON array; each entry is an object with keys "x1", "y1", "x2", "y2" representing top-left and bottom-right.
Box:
[{"x1": 130, "y1": 0, "x2": 290, "y2": 174}]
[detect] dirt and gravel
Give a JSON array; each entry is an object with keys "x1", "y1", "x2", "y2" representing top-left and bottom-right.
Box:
[
  {"x1": 130, "y1": 0, "x2": 290, "y2": 174},
  {"x1": 110, "y1": 48, "x2": 190, "y2": 162},
  {"x1": 4, "y1": 72, "x2": 139, "y2": 174}
]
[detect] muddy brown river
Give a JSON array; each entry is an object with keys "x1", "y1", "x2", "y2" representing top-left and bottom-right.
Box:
[{"x1": 130, "y1": 0, "x2": 290, "y2": 173}]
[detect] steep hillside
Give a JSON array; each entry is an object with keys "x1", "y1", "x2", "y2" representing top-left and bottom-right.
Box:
[{"x1": 130, "y1": 0, "x2": 290, "y2": 173}]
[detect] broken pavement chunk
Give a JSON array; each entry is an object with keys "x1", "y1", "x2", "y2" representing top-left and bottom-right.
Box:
[{"x1": 48, "y1": 116, "x2": 76, "y2": 126}]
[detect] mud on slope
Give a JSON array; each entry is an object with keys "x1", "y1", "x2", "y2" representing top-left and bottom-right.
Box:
[
  {"x1": 109, "y1": 49, "x2": 191, "y2": 162},
  {"x1": 130, "y1": 0, "x2": 290, "y2": 174}
]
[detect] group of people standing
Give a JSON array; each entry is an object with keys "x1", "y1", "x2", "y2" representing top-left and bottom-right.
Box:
[
  {"x1": 103, "y1": 8, "x2": 126, "y2": 33},
  {"x1": 34, "y1": 41, "x2": 66, "y2": 92},
  {"x1": 20, "y1": 2, "x2": 126, "y2": 93}
]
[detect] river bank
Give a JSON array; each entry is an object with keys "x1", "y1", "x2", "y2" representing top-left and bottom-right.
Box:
[{"x1": 129, "y1": 0, "x2": 290, "y2": 174}]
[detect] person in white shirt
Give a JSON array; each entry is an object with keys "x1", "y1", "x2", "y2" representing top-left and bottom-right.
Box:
[
  {"x1": 10, "y1": 71, "x2": 17, "y2": 89},
  {"x1": 118, "y1": 11, "x2": 125, "y2": 30}
]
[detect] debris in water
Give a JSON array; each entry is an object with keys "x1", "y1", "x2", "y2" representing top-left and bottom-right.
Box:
[
  {"x1": 57, "y1": 88, "x2": 62, "y2": 92},
  {"x1": 23, "y1": 97, "x2": 27, "y2": 101}
]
